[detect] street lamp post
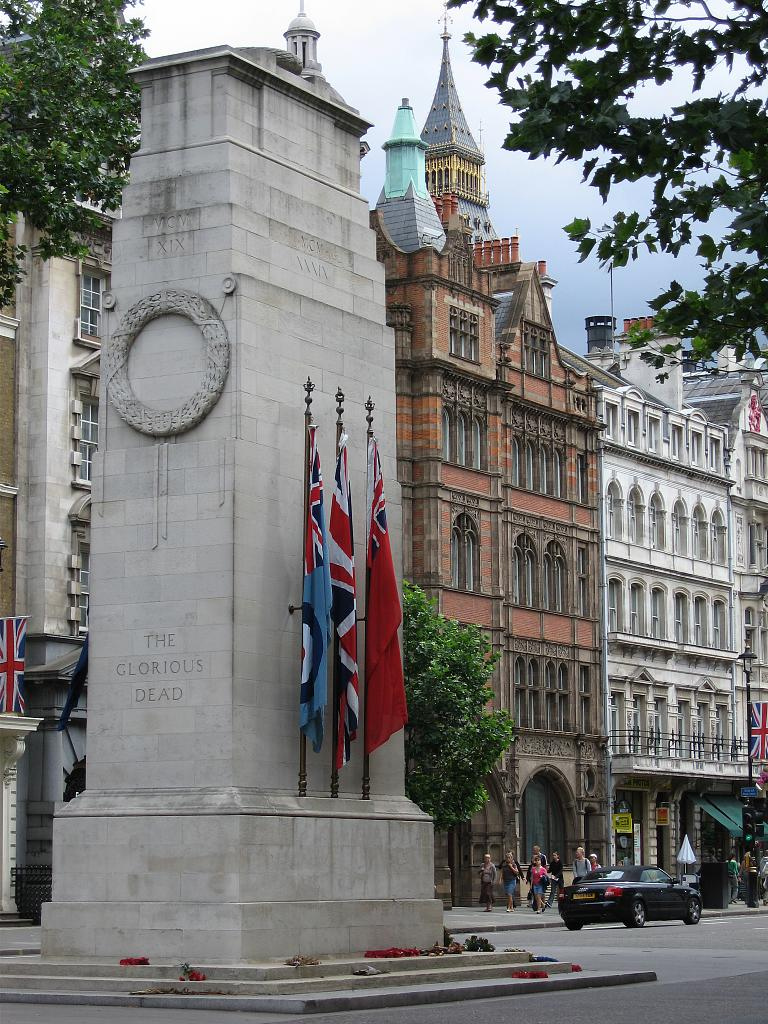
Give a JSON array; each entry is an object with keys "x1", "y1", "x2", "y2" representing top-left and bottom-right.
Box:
[{"x1": 737, "y1": 642, "x2": 759, "y2": 909}]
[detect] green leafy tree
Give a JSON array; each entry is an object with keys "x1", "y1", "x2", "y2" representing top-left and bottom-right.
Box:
[
  {"x1": 0, "y1": 1, "x2": 147, "y2": 306},
  {"x1": 403, "y1": 581, "x2": 514, "y2": 832},
  {"x1": 452, "y1": 0, "x2": 768, "y2": 365}
]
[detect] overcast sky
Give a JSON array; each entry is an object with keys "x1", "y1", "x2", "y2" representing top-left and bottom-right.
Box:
[{"x1": 137, "y1": 0, "x2": 707, "y2": 352}]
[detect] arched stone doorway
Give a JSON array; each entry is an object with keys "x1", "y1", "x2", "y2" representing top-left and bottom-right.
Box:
[{"x1": 520, "y1": 772, "x2": 567, "y2": 861}]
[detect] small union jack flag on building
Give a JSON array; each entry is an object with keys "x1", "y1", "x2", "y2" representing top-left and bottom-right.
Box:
[
  {"x1": 750, "y1": 702, "x2": 768, "y2": 762},
  {"x1": 0, "y1": 616, "x2": 28, "y2": 714}
]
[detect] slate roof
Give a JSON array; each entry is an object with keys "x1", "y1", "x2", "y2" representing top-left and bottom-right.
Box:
[
  {"x1": 375, "y1": 183, "x2": 446, "y2": 254},
  {"x1": 683, "y1": 371, "x2": 744, "y2": 427},
  {"x1": 459, "y1": 196, "x2": 497, "y2": 243},
  {"x1": 421, "y1": 34, "x2": 483, "y2": 158}
]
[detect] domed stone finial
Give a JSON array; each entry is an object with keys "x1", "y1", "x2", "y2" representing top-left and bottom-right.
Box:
[{"x1": 284, "y1": 2, "x2": 322, "y2": 78}]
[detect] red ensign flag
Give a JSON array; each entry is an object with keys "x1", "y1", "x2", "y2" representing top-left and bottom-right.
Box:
[{"x1": 365, "y1": 437, "x2": 407, "y2": 754}]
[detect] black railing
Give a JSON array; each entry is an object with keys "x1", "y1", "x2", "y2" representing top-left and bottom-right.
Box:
[
  {"x1": 11, "y1": 865, "x2": 52, "y2": 925},
  {"x1": 611, "y1": 729, "x2": 748, "y2": 764}
]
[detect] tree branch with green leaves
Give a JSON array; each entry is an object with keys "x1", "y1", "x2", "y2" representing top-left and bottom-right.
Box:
[
  {"x1": 451, "y1": 0, "x2": 768, "y2": 365},
  {"x1": 0, "y1": 1, "x2": 147, "y2": 307},
  {"x1": 403, "y1": 581, "x2": 514, "y2": 833}
]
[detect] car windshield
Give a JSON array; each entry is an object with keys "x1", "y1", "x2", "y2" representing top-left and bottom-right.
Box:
[{"x1": 585, "y1": 869, "x2": 625, "y2": 881}]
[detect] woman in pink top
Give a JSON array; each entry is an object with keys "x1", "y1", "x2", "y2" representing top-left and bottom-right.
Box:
[{"x1": 530, "y1": 855, "x2": 548, "y2": 913}]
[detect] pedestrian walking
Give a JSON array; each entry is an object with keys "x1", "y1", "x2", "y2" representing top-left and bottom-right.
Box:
[
  {"x1": 572, "y1": 846, "x2": 590, "y2": 879},
  {"x1": 727, "y1": 850, "x2": 740, "y2": 904},
  {"x1": 545, "y1": 850, "x2": 564, "y2": 908},
  {"x1": 758, "y1": 850, "x2": 768, "y2": 905},
  {"x1": 500, "y1": 852, "x2": 521, "y2": 913},
  {"x1": 588, "y1": 853, "x2": 601, "y2": 871},
  {"x1": 478, "y1": 853, "x2": 497, "y2": 912},
  {"x1": 530, "y1": 854, "x2": 548, "y2": 913}
]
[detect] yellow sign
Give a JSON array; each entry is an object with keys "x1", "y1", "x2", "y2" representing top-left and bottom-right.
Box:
[
  {"x1": 656, "y1": 807, "x2": 669, "y2": 826},
  {"x1": 613, "y1": 813, "x2": 633, "y2": 834}
]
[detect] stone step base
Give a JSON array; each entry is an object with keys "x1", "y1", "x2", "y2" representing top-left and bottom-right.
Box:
[
  {"x1": 0, "y1": 949, "x2": 532, "y2": 980},
  {"x1": 0, "y1": 970, "x2": 659, "y2": 1014},
  {"x1": 0, "y1": 952, "x2": 572, "y2": 996}
]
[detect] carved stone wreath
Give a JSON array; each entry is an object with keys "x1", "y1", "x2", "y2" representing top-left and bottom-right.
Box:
[{"x1": 104, "y1": 289, "x2": 230, "y2": 437}]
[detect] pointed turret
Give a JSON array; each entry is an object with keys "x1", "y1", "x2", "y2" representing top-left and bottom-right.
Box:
[
  {"x1": 376, "y1": 98, "x2": 446, "y2": 253},
  {"x1": 421, "y1": 30, "x2": 496, "y2": 242}
]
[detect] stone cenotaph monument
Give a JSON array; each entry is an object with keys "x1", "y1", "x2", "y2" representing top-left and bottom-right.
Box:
[{"x1": 41, "y1": 44, "x2": 441, "y2": 960}]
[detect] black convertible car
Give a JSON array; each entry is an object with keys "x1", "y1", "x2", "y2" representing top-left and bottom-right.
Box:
[{"x1": 558, "y1": 865, "x2": 702, "y2": 930}]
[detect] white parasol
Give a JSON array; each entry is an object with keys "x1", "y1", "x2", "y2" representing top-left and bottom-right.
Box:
[{"x1": 677, "y1": 834, "x2": 697, "y2": 866}]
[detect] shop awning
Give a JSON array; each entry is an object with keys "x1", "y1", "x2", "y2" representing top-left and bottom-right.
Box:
[{"x1": 695, "y1": 794, "x2": 743, "y2": 837}]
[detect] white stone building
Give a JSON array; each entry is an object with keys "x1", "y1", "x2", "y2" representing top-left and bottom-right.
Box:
[
  {"x1": 569, "y1": 325, "x2": 745, "y2": 870},
  {"x1": 9, "y1": 214, "x2": 112, "y2": 868},
  {"x1": 684, "y1": 356, "x2": 768, "y2": 795}
]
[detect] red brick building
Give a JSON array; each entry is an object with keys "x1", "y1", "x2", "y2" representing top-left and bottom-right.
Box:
[{"x1": 373, "y1": 47, "x2": 608, "y2": 903}]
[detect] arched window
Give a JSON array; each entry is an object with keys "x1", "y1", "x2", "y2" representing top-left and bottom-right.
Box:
[
  {"x1": 606, "y1": 481, "x2": 623, "y2": 540},
  {"x1": 557, "y1": 663, "x2": 568, "y2": 691},
  {"x1": 539, "y1": 445, "x2": 550, "y2": 494},
  {"x1": 608, "y1": 578, "x2": 623, "y2": 632},
  {"x1": 674, "y1": 592, "x2": 689, "y2": 643},
  {"x1": 511, "y1": 437, "x2": 521, "y2": 486},
  {"x1": 553, "y1": 449, "x2": 564, "y2": 497},
  {"x1": 514, "y1": 657, "x2": 525, "y2": 687},
  {"x1": 513, "y1": 534, "x2": 537, "y2": 607},
  {"x1": 694, "y1": 596, "x2": 708, "y2": 646},
  {"x1": 628, "y1": 486, "x2": 644, "y2": 544},
  {"x1": 456, "y1": 413, "x2": 468, "y2": 466},
  {"x1": 527, "y1": 659, "x2": 539, "y2": 688},
  {"x1": 630, "y1": 582, "x2": 645, "y2": 635},
  {"x1": 692, "y1": 505, "x2": 708, "y2": 559},
  {"x1": 451, "y1": 514, "x2": 478, "y2": 591},
  {"x1": 713, "y1": 600, "x2": 727, "y2": 649},
  {"x1": 545, "y1": 660, "x2": 555, "y2": 690},
  {"x1": 649, "y1": 492, "x2": 665, "y2": 549},
  {"x1": 651, "y1": 587, "x2": 666, "y2": 639},
  {"x1": 711, "y1": 509, "x2": 726, "y2": 564},
  {"x1": 672, "y1": 499, "x2": 688, "y2": 555},
  {"x1": 544, "y1": 541, "x2": 566, "y2": 612},
  {"x1": 525, "y1": 441, "x2": 535, "y2": 489},
  {"x1": 472, "y1": 418, "x2": 483, "y2": 470},
  {"x1": 442, "y1": 408, "x2": 452, "y2": 461}
]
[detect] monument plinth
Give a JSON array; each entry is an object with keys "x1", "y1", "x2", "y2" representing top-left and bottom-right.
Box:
[{"x1": 42, "y1": 45, "x2": 441, "y2": 961}]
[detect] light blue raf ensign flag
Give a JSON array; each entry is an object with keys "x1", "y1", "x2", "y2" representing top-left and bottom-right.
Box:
[{"x1": 300, "y1": 425, "x2": 332, "y2": 752}]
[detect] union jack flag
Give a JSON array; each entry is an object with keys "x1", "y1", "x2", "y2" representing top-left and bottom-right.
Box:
[
  {"x1": 0, "y1": 617, "x2": 28, "y2": 714},
  {"x1": 300, "y1": 425, "x2": 332, "y2": 752},
  {"x1": 364, "y1": 437, "x2": 407, "y2": 755},
  {"x1": 329, "y1": 434, "x2": 359, "y2": 770},
  {"x1": 751, "y1": 702, "x2": 768, "y2": 761}
]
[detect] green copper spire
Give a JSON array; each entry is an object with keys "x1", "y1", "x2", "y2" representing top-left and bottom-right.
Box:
[{"x1": 383, "y1": 98, "x2": 431, "y2": 201}]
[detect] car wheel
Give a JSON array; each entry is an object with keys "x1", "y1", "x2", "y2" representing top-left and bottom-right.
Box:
[
  {"x1": 627, "y1": 898, "x2": 646, "y2": 928},
  {"x1": 565, "y1": 921, "x2": 583, "y2": 930},
  {"x1": 683, "y1": 897, "x2": 701, "y2": 925}
]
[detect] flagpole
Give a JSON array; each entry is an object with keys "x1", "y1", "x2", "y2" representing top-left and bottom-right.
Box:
[
  {"x1": 362, "y1": 396, "x2": 375, "y2": 800},
  {"x1": 330, "y1": 387, "x2": 345, "y2": 798},
  {"x1": 297, "y1": 377, "x2": 314, "y2": 798}
]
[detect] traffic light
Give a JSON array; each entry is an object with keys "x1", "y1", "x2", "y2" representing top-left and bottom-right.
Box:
[
  {"x1": 743, "y1": 805, "x2": 756, "y2": 848},
  {"x1": 755, "y1": 803, "x2": 766, "y2": 840}
]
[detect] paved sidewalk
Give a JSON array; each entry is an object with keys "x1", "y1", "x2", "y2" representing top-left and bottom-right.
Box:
[{"x1": 445, "y1": 901, "x2": 765, "y2": 934}]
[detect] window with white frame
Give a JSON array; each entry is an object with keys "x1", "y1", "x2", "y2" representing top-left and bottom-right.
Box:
[
  {"x1": 80, "y1": 273, "x2": 103, "y2": 338},
  {"x1": 690, "y1": 431, "x2": 703, "y2": 465},
  {"x1": 648, "y1": 492, "x2": 665, "y2": 549},
  {"x1": 79, "y1": 399, "x2": 98, "y2": 483},
  {"x1": 710, "y1": 436, "x2": 721, "y2": 472},
  {"x1": 577, "y1": 545, "x2": 589, "y2": 616},
  {"x1": 630, "y1": 582, "x2": 645, "y2": 635},
  {"x1": 672, "y1": 499, "x2": 688, "y2": 555},
  {"x1": 647, "y1": 416, "x2": 661, "y2": 453},
  {"x1": 692, "y1": 505, "x2": 708, "y2": 559},
  {"x1": 693, "y1": 596, "x2": 707, "y2": 646},
  {"x1": 626, "y1": 409, "x2": 639, "y2": 446},
  {"x1": 605, "y1": 403, "x2": 618, "y2": 439},
  {"x1": 78, "y1": 544, "x2": 91, "y2": 631},
  {"x1": 628, "y1": 486, "x2": 644, "y2": 544},
  {"x1": 674, "y1": 592, "x2": 689, "y2": 643},
  {"x1": 449, "y1": 307, "x2": 479, "y2": 360},
  {"x1": 606, "y1": 481, "x2": 622, "y2": 540},
  {"x1": 608, "y1": 578, "x2": 623, "y2": 632},
  {"x1": 713, "y1": 601, "x2": 726, "y2": 649},
  {"x1": 553, "y1": 448, "x2": 564, "y2": 497},
  {"x1": 671, "y1": 424, "x2": 683, "y2": 459},
  {"x1": 651, "y1": 587, "x2": 665, "y2": 639},
  {"x1": 711, "y1": 509, "x2": 726, "y2": 564}
]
